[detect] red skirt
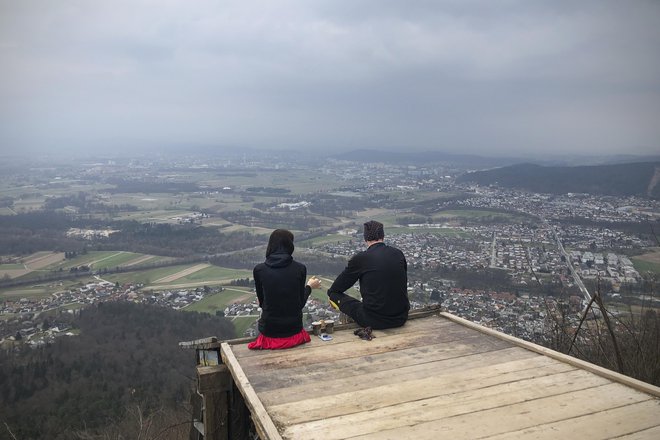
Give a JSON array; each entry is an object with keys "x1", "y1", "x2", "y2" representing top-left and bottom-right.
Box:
[{"x1": 247, "y1": 329, "x2": 311, "y2": 350}]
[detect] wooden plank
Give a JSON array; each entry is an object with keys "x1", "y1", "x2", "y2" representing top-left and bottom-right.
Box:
[
  {"x1": 230, "y1": 316, "x2": 454, "y2": 359},
  {"x1": 270, "y1": 354, "x2": 575, "y2": 426},
  {"x1": 440, "y1": 312, "x2": 660, "y2": 397},
  {"x1": 609, "y1": 424, "x2": 660, "y2": 440},
  {"x1": 238, "y1": 324, "x2": 477, "y2": 370},
  {"x1": 483, "y1": 400, "x2": 660, "y2": 440},
  {"x1": 237, "y1": 323, "x2": 493, "y2": 371},
  {"x1": 179, "y1": 336, "x2": 218, "y2": 348},
  {"x1": 248, "y1": 333, "x2": 512, "y2": 392},
  {"x1": 281, "y1": 368, "x2": 609, "y2": 439},
  {"x1": 220, "y1": 343, "x2": 283, "y2": 440},
  {"x1": 345, "y1": 383, "x2": 653, "y2": 440},
  {"x1": 222, "y1": 306, "x2": 443, "y2": 352},
  {"x1": 263, "y1": 349, "x2": 565, "y2": 410}
]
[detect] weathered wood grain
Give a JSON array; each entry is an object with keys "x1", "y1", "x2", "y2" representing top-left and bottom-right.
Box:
[
  {"x1": 345, "y1": 383, "x2": 652, "y2": 440},
  {"x1": 482, "y1": 399, "x2": 660, "y2": 440},
  {"x1": 220, "y1": 313, "x2": 660, "y2": 440},
  {"x1": 249, "y1": 333, "x2": 511, "y2": 392},
  {"x1": 281, "y1": 368, "x2": 608, "y2": 439},
  {"x1": 259, "y1": 346, "x2": 541, "y2": 407}
]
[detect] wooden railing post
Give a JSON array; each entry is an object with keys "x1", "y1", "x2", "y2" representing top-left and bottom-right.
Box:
[{"x1": 182, "y1": 336, "x2": 252, "y2": 439}]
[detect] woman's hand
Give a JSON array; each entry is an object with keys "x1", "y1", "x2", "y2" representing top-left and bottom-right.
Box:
[{"x1": 306, "y1": 276, "x2": 322, "y2": 289}]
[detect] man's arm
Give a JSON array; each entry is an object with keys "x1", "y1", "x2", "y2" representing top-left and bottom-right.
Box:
[{"x1": 328, "y1": 255, "x2": 361, "y2": 295}]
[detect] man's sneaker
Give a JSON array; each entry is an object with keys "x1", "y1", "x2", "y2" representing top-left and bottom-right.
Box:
[{"x1": 354, "y1": 327, "x2": 374, "y2": 341}]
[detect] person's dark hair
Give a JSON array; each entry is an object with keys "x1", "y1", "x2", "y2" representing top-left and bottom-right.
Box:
[
  {"x1": 266, "y1": 229, "x2": 295, "y2": 257},
  {"x1": 363, "y1": 220, "x2": 384, "y2": 242}
]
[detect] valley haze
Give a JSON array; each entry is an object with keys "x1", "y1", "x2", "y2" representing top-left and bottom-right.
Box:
[{"x1": 1, "y1": 0, "x2": 659, "y2": 157}]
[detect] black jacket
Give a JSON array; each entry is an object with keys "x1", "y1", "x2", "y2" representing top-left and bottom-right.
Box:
[
  {"x1": 329, "y1": 242, "x2": 409, "y2": 325},
  {"x1": 253, "y1": 251, "x2": 311, "y2": 338}
]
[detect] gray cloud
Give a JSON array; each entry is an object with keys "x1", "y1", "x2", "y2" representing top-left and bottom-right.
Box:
[{"x1": 1, "y1": 0, "x2": 659, "y2": 157}]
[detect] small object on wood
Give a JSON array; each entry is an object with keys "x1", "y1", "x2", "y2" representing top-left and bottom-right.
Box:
[{"x1": 311, "y1": 319, "x2": 334, "y2": 335}]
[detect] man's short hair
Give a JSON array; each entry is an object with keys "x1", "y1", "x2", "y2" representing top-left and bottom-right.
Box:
[{"x1": 363, "y1": 220, "x2": 384, "y2": 242}]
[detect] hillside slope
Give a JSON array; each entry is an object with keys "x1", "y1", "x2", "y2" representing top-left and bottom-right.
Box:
[
  {"x1": 457, "y1": 162, "x2": 660, "y2": 198},
  {"x1": 0, "y1": 302, "x2": 235, "y2": 439}
]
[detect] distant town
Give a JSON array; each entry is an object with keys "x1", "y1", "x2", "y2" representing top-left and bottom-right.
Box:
[{"x1": 1, "y1": 153, "x2": 658, "y2": 349}]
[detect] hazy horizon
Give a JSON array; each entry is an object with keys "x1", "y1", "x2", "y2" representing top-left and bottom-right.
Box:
[{"x1": 1, "y1": 0, "x2": 659, "y2": 158}]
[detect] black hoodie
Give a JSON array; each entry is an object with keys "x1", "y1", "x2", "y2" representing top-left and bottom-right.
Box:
[{"x1": 253, "y1": 250, "x2": 311, "y2": 337}]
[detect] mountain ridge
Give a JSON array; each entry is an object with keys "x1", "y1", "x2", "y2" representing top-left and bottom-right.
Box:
[{"x1": 456, "y1": 161, "x2": 660, "y2": 199}]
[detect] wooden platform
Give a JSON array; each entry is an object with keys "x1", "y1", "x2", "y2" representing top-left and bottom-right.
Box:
[{"x1": 219, "y1": 311, "x2": 660, "y2": 440}]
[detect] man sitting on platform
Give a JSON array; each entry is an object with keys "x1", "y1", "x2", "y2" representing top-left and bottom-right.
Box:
[{"x1": 327, "y1": 220, "x2": 409, "y2": 329}]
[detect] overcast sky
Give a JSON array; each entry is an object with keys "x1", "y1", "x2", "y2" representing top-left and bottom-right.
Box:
[{"x1": 1, "y1": 0, "x2": 659, "y2": 158}]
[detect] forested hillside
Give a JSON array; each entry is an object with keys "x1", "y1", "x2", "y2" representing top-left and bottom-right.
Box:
[
  {"x1": 457, "y1": 162, "x2": 660, "y2": 198},
  {"x1": 0, "y1": 303, "x2": 235, "y2": 439}
]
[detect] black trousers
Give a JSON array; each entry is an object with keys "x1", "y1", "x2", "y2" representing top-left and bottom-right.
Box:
[{"x1": 332, "y1": 292, "x2": 407, "y2": 330}]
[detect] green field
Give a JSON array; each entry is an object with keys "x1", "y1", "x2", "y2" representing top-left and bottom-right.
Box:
[
  {"x1": 1, "y1": 286, "x2": 66, "y2": 301},
  {"x1": 0, "y1": 263, "x2": 25, "y2": 270},
  {"x1": 298, "y1": 234, "x2": 356, "y2": 247},
  {"x1": 203, "y1": 171, "x2": 343, "y2": 196},
  {"x1": 129, "y1": 264, "x2": 253, "y2": 290},
  {"x1": 88, "y1": 252, "x2": 148, "y2": 269},
  {"x1": 175, "y1": 266, "x2": 252, "y2": 283},
  {"x1": 632, "y1": 258, "x2": 660, "y2": 275},
  {"x1": 20, "y1": 250, "x2": 154, "y2": 275},
  {"x1": 0, "y1": 278, "x2": 93, "y2": 302},
  {"x1": 43, "y1": 251, "x2": 123, "y2": 270},
  {"x1": 114, "y1": 208, "x2": 200, "y2": 223},
  {"x1": 182, "y1": 287, "x2": 254, "y2": 314},
  {"x1": 182, "y1": 286, "x2": 257, "y2": 337},
  {"x1": 9, "y1": 270, "x2": 56, "y2": 283},
  {"x1": 1, "y1": 260, "x2": 255, "y2": 303},
  {"x1": 0, "y1": 288, "x2": 54, "y2": 300},
  {"x1": 103, "y1": 264, "x2": 195, "y2": 285},
  {"x1": 230, "y1": 316, "x2": 258, "y2": 337}
]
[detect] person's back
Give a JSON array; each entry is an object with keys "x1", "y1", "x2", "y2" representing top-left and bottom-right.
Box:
[
  {"x1": 249, "y1": 229, "x2": 321, "y2": 350},
  {"x1": 253, "y1": 251, "x2": 307, "y2": 337},
  {"x1": 328, "y1": 221, "x2": 409, "y2": 329}
]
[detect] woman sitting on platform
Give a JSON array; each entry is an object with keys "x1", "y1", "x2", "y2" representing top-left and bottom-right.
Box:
[{"x1": 248, "y1": 229, "x2": 321, "y2": 350}]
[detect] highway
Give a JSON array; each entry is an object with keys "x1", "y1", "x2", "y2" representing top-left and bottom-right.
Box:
[
  {"x1": 547, "y1": 222, "x2": 592, "y2": 302},
  {"x1": 490, "y1": 232, "x2": 497, "y2": 268}
]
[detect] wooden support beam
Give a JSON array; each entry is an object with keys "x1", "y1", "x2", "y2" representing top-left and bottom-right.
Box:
[
  {"x1": 229, "y1": 379, "x2": 250, "y2": 440},
  {"x1": 221, "y1": 342, "x2": 284, "y2": 440},
  {"x1": 197, "y1": 365, "x2": 231, "y2": 440}
]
